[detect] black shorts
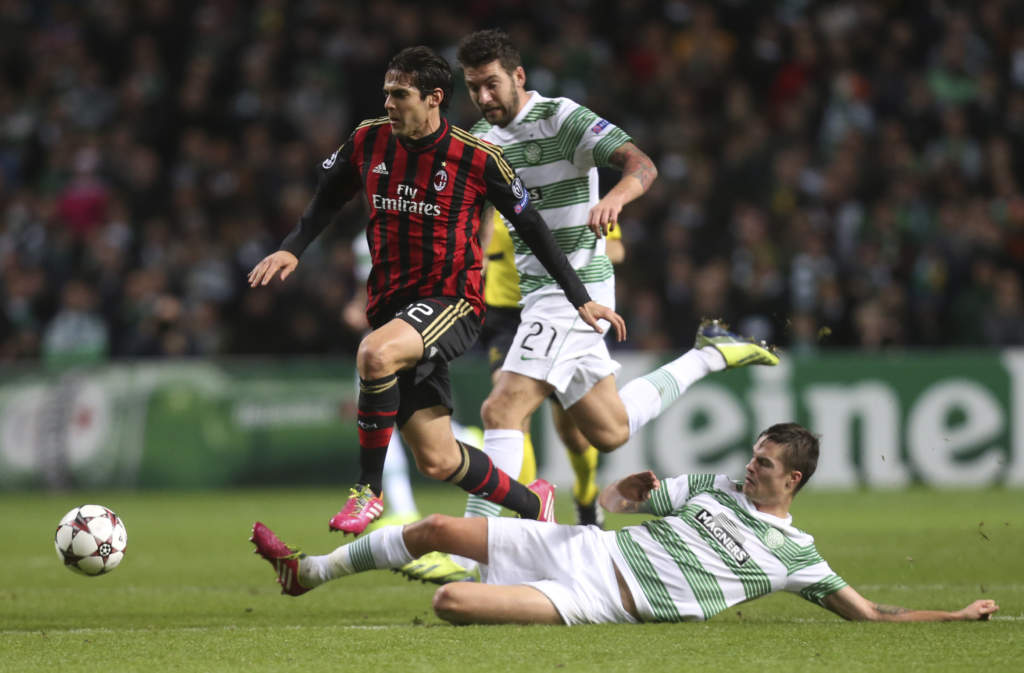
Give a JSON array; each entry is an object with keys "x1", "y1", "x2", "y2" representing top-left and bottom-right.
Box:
[
  {"x1": 479, "y1": 305, "x2": 522, "y2": 374},
  {"x1": 391, "y1": 297, "x2": 482, "y2": 427}
]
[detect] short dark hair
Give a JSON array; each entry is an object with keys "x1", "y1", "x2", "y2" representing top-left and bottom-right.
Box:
[
  {"x1": 387, "y1": 46, "x2": 453, "y2": 111},
  {"x1": 758, "y1": 423, "x2": 819, "y2": 493},
  {"x1": 456, "y1": 29, "x2": 522, "y2": 74}
]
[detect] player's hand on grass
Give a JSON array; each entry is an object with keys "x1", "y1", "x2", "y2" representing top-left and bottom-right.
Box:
[
  {"x1": 578, "y1": 301, "x2": 626, "y2": 341},
  {"x1": 248, "y1": 250, "x2": 299, "y2": 287},
  {"x1": 958, "y1": 599, "x2": 999, "y2": 621}
]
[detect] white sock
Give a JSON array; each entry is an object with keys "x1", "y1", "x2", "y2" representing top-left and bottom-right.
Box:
[
  {"x1": 381, "y1": 433, "x2": 418, "y2": 517},
  {"x1": 481, "y1": 428, "x2": 525, "y2": 474},
  {"x1": 619, "y1": 348, "x2": 723, "y2": 437},
  {"x1": 305, "y1": 526, "x2": 414, "y2": 585},
  {"x1": 463, "y1": 429, "x2": 523, "y2": 518}
]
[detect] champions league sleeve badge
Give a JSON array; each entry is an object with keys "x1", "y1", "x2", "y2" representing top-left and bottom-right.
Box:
[{"x1": 511, "y1": 176, "x2": 530, "y2": 213}]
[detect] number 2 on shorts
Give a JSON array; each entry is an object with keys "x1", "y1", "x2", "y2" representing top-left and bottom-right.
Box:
[{"x1": 520, "y1": 321, "x2": 558, "y2": 357}]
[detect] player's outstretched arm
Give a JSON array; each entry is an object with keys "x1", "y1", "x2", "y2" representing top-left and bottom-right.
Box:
[
  {"x1": 822, "y1": 586, "x2": 999, "y2": 622},
  {"x1": 599, "y1": 470, "x2": 660, "y2": 514},
  {"x1": 577, "y1": 301, "x2": 626, "y2": 342},
  {"x1": 248, "y1": 250, "x2": 299, "y2": 287},
  {"x1": 587, "y1": 142, "x2": 657, "y2": 236}
]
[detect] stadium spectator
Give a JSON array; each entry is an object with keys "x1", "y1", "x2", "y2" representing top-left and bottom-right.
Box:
[
  {"x1": 1, "y1": 1, "x2": 1023, "y2": 360},
  {"x1": 41, "y1": 276, "x2": 108, "y2": 366},
  {"x1": 250, "y1": 421, "x2": 1000, "y2": 625}
]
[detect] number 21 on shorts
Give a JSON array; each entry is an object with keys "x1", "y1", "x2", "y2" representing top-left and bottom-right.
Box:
[{"x1": 519, "y1": 320, "x2": 558, "y2": 359}]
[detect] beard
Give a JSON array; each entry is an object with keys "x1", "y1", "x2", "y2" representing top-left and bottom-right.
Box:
[{"x1": 488, "y1": 90, "x2": 520, "y2": 127}]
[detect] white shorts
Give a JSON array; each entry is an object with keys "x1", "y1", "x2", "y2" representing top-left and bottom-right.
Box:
[
  {"x1": 482, "y1": 518, "x2": 639, "y2": 626},
  {"x1": 501, "y1": 294, "x2": 620, "y2": 408}
]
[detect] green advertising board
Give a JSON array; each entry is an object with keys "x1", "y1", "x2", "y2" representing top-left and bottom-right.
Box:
[
  {"x1": 1, "y1": 351, "x2": 1022, "y2": 490},
  {"x1": 0, "y1": 361, "x2": 359, "y2": 489},
  {"x1": 538, "y1": 350, "x2": 1024, "y2": 490}
]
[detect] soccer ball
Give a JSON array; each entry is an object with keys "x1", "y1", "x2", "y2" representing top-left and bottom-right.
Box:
[{"x1": 54, "y1": 504, "x2": 127, "y2": 576}]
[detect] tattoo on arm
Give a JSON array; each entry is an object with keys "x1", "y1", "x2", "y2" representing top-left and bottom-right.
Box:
[
  {"x1": 614, "y1": 499, "x2": 649, "y2": 514},
  {"x1": 599, "y1": 484, "x2": 652, "y2": 514},
  {"x1": 608, "y1": 143, "x2": 657, "y2": 191},
  {"x1": 872, "y1": 603, "x2": 909, "y2": 616}
]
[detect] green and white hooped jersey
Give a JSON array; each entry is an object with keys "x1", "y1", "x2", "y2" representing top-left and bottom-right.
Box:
[
  {"x1": 610, "y1": 474, "x2": 847, "y2": 622},
  {"x1": 471, "y1": 93, "x2": 630, "y2": 306}
]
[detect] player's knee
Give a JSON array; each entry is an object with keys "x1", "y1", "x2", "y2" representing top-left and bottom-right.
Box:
[
  {"x1": 413, "y1": 448, "x2": 460, "y2": 480},
  {"x1": 407, "y1": 513, "x2": 449, "y2": 541},
  {"x1": 587, "y1": 426, "x2": 628, "y2": 453},
  {"x1": 432, "y1": 584, "x2": 472, "y2": 624},
  {"x1": 417, "y1": 513, "x2": 451, "y2": 536},
  {"x1": 356, "y1": 338, "x2": 396, "y2": 379},
  {"x1": 581, "y1": 407, "x2": 630, "y2": 452},
  {"x1": 480, "y1": 392, "x2": 516, "y2": 429},
  {"x1": 403, "y1": 513, "x2": 451, "y2": 552},
  {"x1": 416, "y1": 457, "x2": 452, "y2": 481}
]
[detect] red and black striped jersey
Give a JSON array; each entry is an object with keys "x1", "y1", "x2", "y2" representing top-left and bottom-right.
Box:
[{"x1": 281, "y1": 117, "x2": 590, "y2": 327}]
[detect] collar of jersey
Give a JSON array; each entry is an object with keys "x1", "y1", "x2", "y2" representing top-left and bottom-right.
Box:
[
  {"x1": 735, "y1": 488, "x2": 795, "y2": 529},
  {"x1": 398, "y1": 118, "x2": 448, "y2": 152}
]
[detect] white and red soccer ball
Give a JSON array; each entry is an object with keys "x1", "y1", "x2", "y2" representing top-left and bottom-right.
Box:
[{"x1": 54, "y1": 504, "x2": 127, "y2": 576}]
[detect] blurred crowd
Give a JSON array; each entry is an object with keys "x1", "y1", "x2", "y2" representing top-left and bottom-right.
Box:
[{"x1": 2, "y1": 0, "x2": 1023, "y2": 364}]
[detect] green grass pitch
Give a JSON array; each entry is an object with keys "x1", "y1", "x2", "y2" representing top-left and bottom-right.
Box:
[{"x1": 4, "y1": 487, "x2": 1021, "y2": 672}]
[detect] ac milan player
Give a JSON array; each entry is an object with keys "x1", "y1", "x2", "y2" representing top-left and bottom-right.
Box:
[{"x1": 248, "y1": 46, "x2": 625, "y2": 535}]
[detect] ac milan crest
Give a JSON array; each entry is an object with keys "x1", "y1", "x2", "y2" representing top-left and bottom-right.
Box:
[{"x1": 433, "y1": 168, "x2": 449, "y2": 192}]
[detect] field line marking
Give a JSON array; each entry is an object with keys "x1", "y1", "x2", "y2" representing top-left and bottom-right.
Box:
[
  {"x1": 0, "y1": 624, "x2": 399, "y2": 635},
  {"x1": 856, "y1": 584, "x2": 1024, "y2": 591},
  {"x1": 4, "y1": 616, "x2": 1024, "y2": 634}
]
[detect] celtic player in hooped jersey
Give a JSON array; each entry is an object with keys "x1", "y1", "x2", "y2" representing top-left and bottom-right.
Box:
[
  {"x1": 440, "y1": 30, "x2": 779, "y2": 542},
  {"x1": 614, "y1": 473, "x2": 845, "y2": 621},
  {"x1": 468, "y1": 91, "x2": 627, "y2": 308},
  {"x1": 251, "y1": 422, "x2": 999, "y2": 625}
]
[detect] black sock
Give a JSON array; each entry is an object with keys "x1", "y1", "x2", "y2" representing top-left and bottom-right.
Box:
[
  {"x1": 356, "y1": 374, "x2": 399, "y2": 495},
  {"x1": 445, "y1": 441, "x2": 539, "y2": 518}
]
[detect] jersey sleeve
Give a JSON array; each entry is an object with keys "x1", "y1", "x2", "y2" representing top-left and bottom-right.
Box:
[
  {"x1": 483, "y1": 153, "x2": 591, "y2": 308},
  {"x1": 280, "y1": 132, "x2": 362, "y2": 257},
  {"x1": 785, "y1": 556, "x2": 848, "y2": 606},
  {"x1": 646, "y1": 475, "x2": 694, "y2": 516},
  {"x1": 564, "y1": 102, "x2": 633, "y2": 169},
  {"x1": 648, "y1": 473, "x2": 734, "y2": 516}
]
